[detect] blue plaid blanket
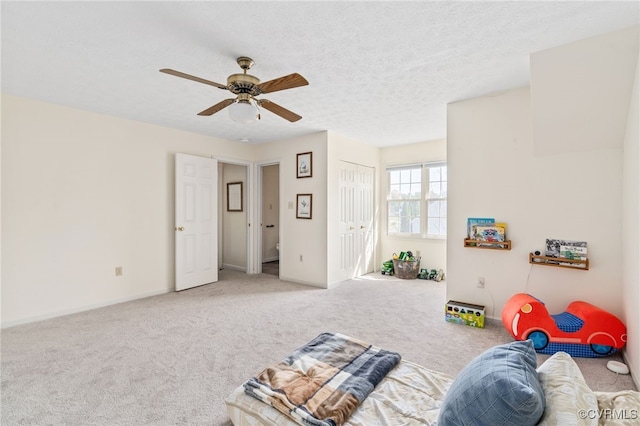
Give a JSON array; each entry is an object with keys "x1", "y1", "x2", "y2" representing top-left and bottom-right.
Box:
[{"x1": 244, "y1": 332, "x2": 401, "y2": 426}]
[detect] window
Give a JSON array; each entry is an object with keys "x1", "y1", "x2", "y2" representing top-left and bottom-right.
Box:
[{"x1": 387, "y1": 163, "x2": 447, "y2": 238}]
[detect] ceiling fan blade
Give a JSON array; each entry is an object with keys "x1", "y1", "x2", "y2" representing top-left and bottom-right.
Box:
[
  {"x1": 159, "y1": 69, "x2": 228, "y2": 90},
  {"x1": 257, "y1": 73, "x2": 309, "y2": 94},
  {"x1": 258, "y1": 99, "x2": 302, "y2": 122},
  {"x1": 197, "y1": 99, "x2": 235, "y2": 116}
]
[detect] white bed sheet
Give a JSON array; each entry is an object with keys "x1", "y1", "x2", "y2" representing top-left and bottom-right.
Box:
[
  {"x1": 594, "y1": 390, "x2": 640, "y2": 426},
  {"x1": 225, "y1": 354, "x2": 640, "y2": 426},
  {"x1": 225, "y1": 359, "x2": 454, "y2": 426}
]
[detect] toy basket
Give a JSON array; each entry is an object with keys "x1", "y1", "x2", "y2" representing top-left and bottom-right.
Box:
[{"x1": 392, "y1": 257, "x2": 421, "y2": 279}]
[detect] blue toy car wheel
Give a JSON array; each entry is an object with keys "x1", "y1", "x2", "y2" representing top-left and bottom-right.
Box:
[
  {"x1": 590, "y1": 343, "x2": 613, "y2": 355},
  {"x1": 527, "y1": 330, "x2": 549, "y2": 350}
]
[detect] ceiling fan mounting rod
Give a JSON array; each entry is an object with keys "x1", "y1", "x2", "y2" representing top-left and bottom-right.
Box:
[{"x1": 236, "y1": 56, "x2": 254, "y2": 72}]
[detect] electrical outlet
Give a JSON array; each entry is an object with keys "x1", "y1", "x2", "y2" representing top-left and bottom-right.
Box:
[
  {"x1": 477, "y1": 276, "x2": 485, "y2": 288},
  {"x1": 115, "y1": 266, "x2": 123, "y2": 276}
]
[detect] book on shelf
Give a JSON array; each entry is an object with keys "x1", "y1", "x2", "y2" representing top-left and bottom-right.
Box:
[
  {"x1": 560, "y1": 244, "x2": 587, "y2": 260},
  {"x1": 466, "y1": 218, "x2": 509, "y2": 247},
  {"x1": 545, "y1": 239, "x2": 588, "y2": 267},
  {"x1": 467, "y1": 217, "x2": 495, "y2": 241},
  {"x1": 473, "y1": 225, "x2": 505, "y2": 242}
]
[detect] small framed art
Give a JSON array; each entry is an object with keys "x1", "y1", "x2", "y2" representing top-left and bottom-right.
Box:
[
  {"x1": 227, "y1": 182, "x2": 243, "y2": 212},
  {"x1": 296, "y1": 194, "x2": 312, "y2": 219},
  {"x1": 296, "y1": 152, "x2": 312, "y2": 178}
]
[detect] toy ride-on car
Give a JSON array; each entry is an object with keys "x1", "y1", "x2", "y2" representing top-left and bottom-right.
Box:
[{"x1": 501, "y1": 293, "x2": 627, "y2": 357}]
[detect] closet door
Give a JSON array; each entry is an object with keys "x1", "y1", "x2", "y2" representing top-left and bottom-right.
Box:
[
  {"x1": 339, "y1": 161, "x2": 374, "y2": 279},
  {"x1": 356, "y1": 165, "x2": 374, "y2": 276},
  {"x1": 339, "y1": 162, "x2": 357, "y2": 277}
]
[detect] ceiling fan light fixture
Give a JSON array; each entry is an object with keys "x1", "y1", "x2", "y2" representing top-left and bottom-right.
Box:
[
  {"x1": 161, "y1": 56, "x2": 307, "y2": 122},
  {"x1": 229, "y1": 99, "x2": 259, "y2": 124}
]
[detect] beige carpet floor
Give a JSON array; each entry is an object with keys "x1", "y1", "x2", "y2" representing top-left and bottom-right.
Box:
[{"x1": 1, "y1": 270, "x2": 636, "y2": 425}]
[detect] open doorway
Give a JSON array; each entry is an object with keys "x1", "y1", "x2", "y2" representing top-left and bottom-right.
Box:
[
  {"x1": 219, "y1": 161, "x2": 250, "y2": 273},
  {"x1": 261, "y1": 163, "x2": 280, "y2": 276}
]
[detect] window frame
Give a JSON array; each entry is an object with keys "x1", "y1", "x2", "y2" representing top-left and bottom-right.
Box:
[{"x1": 386, "y1": 162, "x2": 447, "y2": 239}]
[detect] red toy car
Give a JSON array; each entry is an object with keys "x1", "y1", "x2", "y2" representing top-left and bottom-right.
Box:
[{"x1": 502, "y1": 293, "x2": 627, "y2": 357}]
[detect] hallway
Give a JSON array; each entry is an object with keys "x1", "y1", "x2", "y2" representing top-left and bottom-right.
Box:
[{"x1": 262, "y1": 260, "x2": 279, "y2": 277}]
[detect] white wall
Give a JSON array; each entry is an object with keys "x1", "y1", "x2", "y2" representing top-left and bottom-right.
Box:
[
  {"x1": 1, "y1": 94, "x2": 255, "y2": 326},
  {"x1": 622, "y1": 55, "x2": 640, "y2": 386},
  {"x1": 447, "y1": 27, "x2": 638, "y2": 328},
  {"x1": 253, "y1": 132, "x2": 329, "y2": 287},
  {"x1": 448, "y1": 86, "x2": 625, "y2": 320},
  {"x1": 379, "y1": 139, "x2": 447, "y2": 274},
  {"x1": 531, "y1": 26, "x2": 639, "y2": 155}
]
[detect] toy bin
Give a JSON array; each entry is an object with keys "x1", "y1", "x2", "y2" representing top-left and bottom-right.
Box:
[{"x1": 392, "y1": 257, "x2": 420, "y2": 279}]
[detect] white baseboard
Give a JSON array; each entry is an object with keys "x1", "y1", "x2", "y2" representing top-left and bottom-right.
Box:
[
  {"x1": 222, "y1": 263, "x2": 246, "y2": 272},
  {"x1": 621, "y1": 349, "x2": 639, "y2": 390},
  {"x1": 262, "y1": 256, "x2": 279, "y2": 263},
  {"x1": 1, "y1": 289, "x2": 169, "y2": 329},
  {"x1": 279, "y1": 275, "x2": 328, "y2": 289}
]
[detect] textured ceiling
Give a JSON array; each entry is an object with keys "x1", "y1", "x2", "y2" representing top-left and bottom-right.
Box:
[{"x1": 2, "y1": 1, "x2": 638, "y2": 147}]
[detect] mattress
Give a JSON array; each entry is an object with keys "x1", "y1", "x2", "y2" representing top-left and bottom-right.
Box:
[{"x1": 225, "y1": 359, "x2": 455, "y2": 426}]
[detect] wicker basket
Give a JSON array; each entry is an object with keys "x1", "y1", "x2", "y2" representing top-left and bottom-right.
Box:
[{"x1": 392, "y1": 257, "x2": 421, "y2": 279}]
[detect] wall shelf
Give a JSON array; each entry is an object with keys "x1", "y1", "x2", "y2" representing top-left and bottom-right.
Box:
[
  {"x1": 529, "y1": 253, "x2": 589, "y2": 270},
  {"x1": 464, "y1": 239, "x2": 511, "y2": 250}
]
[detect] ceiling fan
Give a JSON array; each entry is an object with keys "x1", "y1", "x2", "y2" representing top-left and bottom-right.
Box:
[{"x1": 160, "y1": 57, "x2": 308, "y2": 123}]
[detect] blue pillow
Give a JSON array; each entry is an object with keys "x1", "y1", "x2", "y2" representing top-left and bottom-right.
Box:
[{"x1": 438, "y1": 340, "x2": 545, "y2": 426}]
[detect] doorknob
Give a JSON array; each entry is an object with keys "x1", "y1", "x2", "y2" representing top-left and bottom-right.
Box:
[
  {"x1": 175, "y1": 226, "x2": 184, "y2": 231},
  {"x1": 360, "y1": 225, "x2": 366, "y2": 229},
  {"x1": 349, "y1": 226, "x2": 354, "y2": 230}
]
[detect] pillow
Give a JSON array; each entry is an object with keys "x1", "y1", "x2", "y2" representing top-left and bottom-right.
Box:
[
  {"x1": 438, "y1": 340, "x2": 545, "y2": 426},
  {"x1": 536, "y1": 351, "x2": 598, "y2": 425}
]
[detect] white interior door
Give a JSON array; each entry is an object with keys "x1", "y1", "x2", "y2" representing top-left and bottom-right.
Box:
[
  {"x1": 175, "y1": 153, "x2": 218, "y2": 291},
  {"x1": 356, "y1": 165, "x2": 375, "y2": 275},
  {"x1": 339, "y1": 161, "x2": 375, "y2": 278},
  {"x1": 339, "y1": 162, "x2": 357, "y2": 277}
]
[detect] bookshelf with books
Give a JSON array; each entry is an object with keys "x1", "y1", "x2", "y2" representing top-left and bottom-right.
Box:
[
  {"x1": 464, "y1": 218, "x2": 511, "y2": 250},
  {"x1": 529, "y1": 253, "x2": 589, "y2": 270},
  {"x1": 528, "y1": 239, "x2": 589, "y2": 270}
]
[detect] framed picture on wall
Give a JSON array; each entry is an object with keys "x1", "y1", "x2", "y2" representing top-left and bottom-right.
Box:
[
  {"x1": 227, "y1": 182, "x2": 243, "y2": 212},
  {"x1": 296, "y1": 152, "x2": 312, "y2": 178},
  {"x1": 296, "y1": 194, "x2": 312, "y2": 219}
]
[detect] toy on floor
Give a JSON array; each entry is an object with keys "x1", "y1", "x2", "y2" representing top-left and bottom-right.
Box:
[
  {"x1": 501, "y1": 293, "x2": 626, "y2": 357},
  {"x1": 381, "y1": 260, "x2": 394, "y2": 275}
]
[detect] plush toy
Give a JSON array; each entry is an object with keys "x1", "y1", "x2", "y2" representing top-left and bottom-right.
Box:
[{"x1": 501, "y1": 293, "x2": 626, "y2": 358}]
